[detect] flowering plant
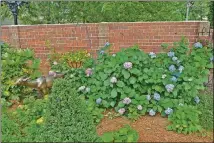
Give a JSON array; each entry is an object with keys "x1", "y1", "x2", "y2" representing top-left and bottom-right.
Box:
[{"x1": 59, "y1": 38, "x2": 212, "y2": 134}]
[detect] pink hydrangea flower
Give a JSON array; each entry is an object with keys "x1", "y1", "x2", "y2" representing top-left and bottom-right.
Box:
[
  {"x1": 123, "y1": 97, "x2": 132, "y2": 105},
  {"x1": 85, "y1": 68, "x2": 93, "y2": 77},
  {"x1": 123, "y1": 62, "x2": 132, "y2": 69},
  {"x1": 118, "y1": 108, "x2": 125, "y2": 115},
  {"x1": 49, "y1": 71, "x2": 56, "y2": 76}
]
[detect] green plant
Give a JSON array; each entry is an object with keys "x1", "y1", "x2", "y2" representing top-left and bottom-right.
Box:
[
  {"x1": 1, "y1": 112, "x2": 23, "y2": 142},
  {"x1": 85, "y1": 98, "x2": 105, "y2": 124},
  {"x1": 167, "y1": 105, "x2": 202, "y2": 134},
  {"x1": 1, "y1": 96, "x2": 47, "y2": 142},
  {"x1": 1, "y1": 43, "x2": 41, "y2": 105},
  {"x1": 197, "y1": 90, "x2": 213, "y2": 131},
  {"x1": 74, "y1": 38, "x2": 212, "y2": 121},
  {"x1": 101, "y1": 125, "x2": 139, "y2": 142},
  {"x1": 27, "y1": 79, "x2": 100, "y2": 142}
]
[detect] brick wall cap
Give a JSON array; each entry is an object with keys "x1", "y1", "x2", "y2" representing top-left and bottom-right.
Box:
[{"x1": 0, "y1": 21, "x2": 209, "y2": 28}]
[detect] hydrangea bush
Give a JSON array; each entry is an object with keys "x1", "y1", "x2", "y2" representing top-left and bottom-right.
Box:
[
  {"x1": 51, "y1": 39, "x2": 212, "y2": 133},
  {"x1": 75, "y1": 39, "x2": 212, "y2": 120}
]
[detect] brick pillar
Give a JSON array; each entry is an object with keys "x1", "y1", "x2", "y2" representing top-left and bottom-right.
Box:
[
  {"x1": 8, "y1": 26, "x2": 20, "y2": 48},
  {"x1": 98, "y1": 23, "x2": 109, "y2": 49}
]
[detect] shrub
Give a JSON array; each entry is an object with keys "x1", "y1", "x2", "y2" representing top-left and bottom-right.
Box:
[
  {"x1": 1, "y1": 43, "x2": 41, "y2": 105},
  {"x1": 75, "y1": 38, "x2": 212, "y2": 120},
  {"x1": 28, "y1": 79, "x2": 100, "y2": 142},
  {"x1": 101, "y1": 125, "x2": 139, "y2": 142},
  {"x1": 197, "y1": 91, "x2": 213, "y2": 131},
  {"x1": 1, "y1": 112, "x2": 23, "y2": 142},
  {"x1": 167, "y1": 105, "x2": 202, "y2": 134}
]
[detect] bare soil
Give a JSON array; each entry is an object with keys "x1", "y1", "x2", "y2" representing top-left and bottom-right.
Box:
[{"x1": 97, "y1": 114, "x2": 213, "y2": 143}]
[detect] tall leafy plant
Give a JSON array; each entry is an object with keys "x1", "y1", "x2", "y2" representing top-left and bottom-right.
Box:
[{"x1": 1, "y1": 43, "x2": 41, "y2": 105}]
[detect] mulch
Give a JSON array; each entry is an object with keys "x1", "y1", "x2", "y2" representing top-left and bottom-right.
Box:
[{"x1": 97, "y1": 113, "x2": 213, "y2": 143}]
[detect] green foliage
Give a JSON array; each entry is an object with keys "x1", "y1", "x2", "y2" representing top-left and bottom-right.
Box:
[
  {"x1": 28, "y1": 79, "x2": 100, "y2": 142},
  {"x1": 208, "y1": 1, "x2": 214, "y2": 27},
  {"x1": 1, "y1": 1, "x2": 211, "y2": 24},
  {"x1": 74, "y1": 38, "x2": 212, "y2": 122},
  {"x1": 167, "y1": 105, "x2": 202, "y2": 134},
  {"x1": 1, "y1": 43, "x2": 41, "y2": 105},
  {"x1": 1, "y1": 97, "x2": 47, "y2": 142},
  {"x1": 101, "y1": 125, "x2": 139, "y2": 142},
  {"x1": 197, "y1": 91, "x2": 213, "y2": 131},
  {"x1": 1, "y1": 112, "x2": 23, "y2": 142},
  {"x1": 85, "y1": 98, "x2": 105, "y2": 124}
]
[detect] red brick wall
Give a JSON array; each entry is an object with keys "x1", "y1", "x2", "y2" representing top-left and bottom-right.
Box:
[{"x1": 1, "y1": 21, "x2": 212, "y2": 74}]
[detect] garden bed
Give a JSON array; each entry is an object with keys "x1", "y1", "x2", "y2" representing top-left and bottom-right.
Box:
[
  {"x1": 2, "y1": 40, "x2": 213, "y2": 142},
  {"x1": 97, "y1": 113, "x2": 213, "y2": 142}
]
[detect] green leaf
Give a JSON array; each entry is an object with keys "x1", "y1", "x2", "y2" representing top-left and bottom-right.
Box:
[
  {"x1": 101, "y1": 132, "x2": 114, "y2": 142},
  {"x1": 111, "y1": 89, "x2": 117, "y2": 98},
  {"x1": 118, "y1": 102, "x2": 125, "y2": 108},
  {"x1": 129, "y1": 77, "x2": 137, "y2": 84},
  {"x1": 104, "y1": 80, "x2": 110, "y2": 86},
  {"x1": 110, "y1": 101, "x2": 116, "y2": 107},
  {"x1": 122, "y1": 69, "x2": 130, "y2": 79},
  {"x1": 99, "y1": 72, "x2": 108, "y2": 81},
  {"x1": 117, "y1": 81, "x2": 125, "y2": 87}
]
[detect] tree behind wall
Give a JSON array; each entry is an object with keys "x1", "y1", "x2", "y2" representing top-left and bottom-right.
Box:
[{"x1": 0, "y1": 1, "x2": 212, "y2": 24}]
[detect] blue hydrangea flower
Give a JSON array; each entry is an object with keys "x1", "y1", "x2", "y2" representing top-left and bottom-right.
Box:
[
  {"x1": 149, "y1": 52, "x2": 156, "y2": 58},
  {"x1": 194, "y1": 96, "x2": 200, "y2": 104},
  {"x1": 146, "y1": 95, "x2": 151, "y2": 101},
  {"x1": 172, "y1": 72, "x2": 181, "y2": 78},
  {"x1": 165, "y1": 84, "x2": 175, "y2": 92},
  {"x1": 100, "y1": 50, "x2": 105, "y2": 55},
  {"x1": 172, "y1": 57, "x2": 178, "y2": 61},
  {"x1": 194, "y1": 42, "x2": 203, "y2": 48},
  {"x1": 178, "y1": 66, "x2": 184, "y2": 73},
  {"x1": 165, "y1": 107, "x2": 173, "y2": 115},
  {"x1": 171, "y1": 76, "x2": 177, "y2": 82},
  {"x1": 169, "y1": 65, "x2": 176, "y2": 72},
  {"x1": 105, "y1": 42, "x2": 110, "y2": 46},
  {"x1": 149, "y1": 109, "x2": 156, "y2": 116},
  {"x1": 210, "y1": 56, "x2": 214, "y2": 62},
  {"x1": 167, "y1": 51, "x2": 175, "y2": 57},
  {"x1": 96, "y1": 98, "x2": 102, "y2": 104},
  {"x1": 153, "y1": 92, "x2": 160, "y2": 101}
]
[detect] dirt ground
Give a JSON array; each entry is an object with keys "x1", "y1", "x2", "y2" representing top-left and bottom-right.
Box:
[{"x1": 97, "y1": 114, "x2": 213, "y2": 143}]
